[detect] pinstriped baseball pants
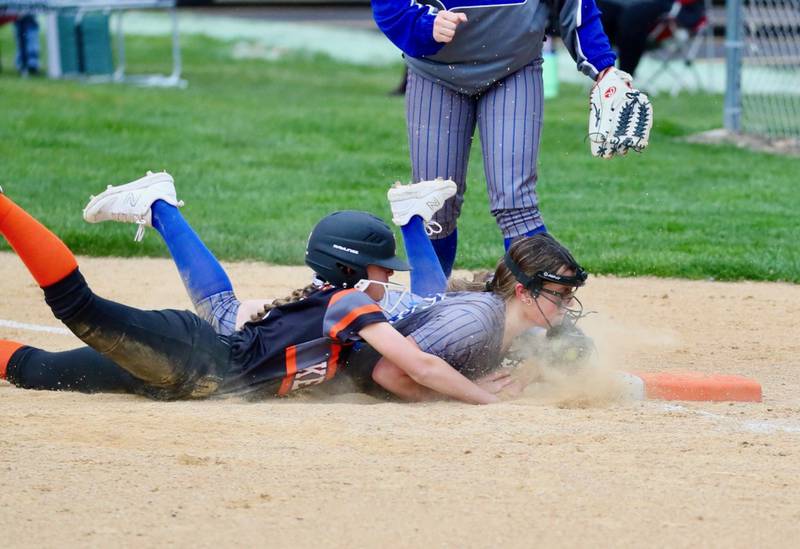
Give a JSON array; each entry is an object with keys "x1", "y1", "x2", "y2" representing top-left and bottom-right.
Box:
[{"x1": 406, "y1": 62, "x2": 546, "y2": 239}]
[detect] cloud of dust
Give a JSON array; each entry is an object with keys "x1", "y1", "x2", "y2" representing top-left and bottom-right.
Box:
[
  {"x1": 509, "y1": 356, "x2": 631, "y2": 409},
  {"x1": 505, "y1": 315, "x2": 681, "y2": 408}
]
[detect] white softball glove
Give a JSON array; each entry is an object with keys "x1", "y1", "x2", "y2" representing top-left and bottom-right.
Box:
[{"x1": 588, "y1": 67, "x2": 653, "y2": 159}]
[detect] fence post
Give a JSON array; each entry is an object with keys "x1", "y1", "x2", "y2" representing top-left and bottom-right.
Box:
[{"x1": 724, "y1": 0, "x2": 744, "y2": 132}]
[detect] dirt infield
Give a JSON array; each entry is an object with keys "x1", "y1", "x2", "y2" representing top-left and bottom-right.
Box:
[{"x1": 1, "y1": 252, "x2": 799, "y2": 547}]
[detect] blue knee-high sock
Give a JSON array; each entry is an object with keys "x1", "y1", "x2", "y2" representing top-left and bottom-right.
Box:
[
  {"x1": 151, "y1": 200, "x2": 233, "y2": 306},
  {"x1": 504, "y1": 225, "x2": 548, "y2": 251},
  {"x1": 401, "y1": 216, "x2": 448, "y2": 297},
  {"x1": 430, "y1": 228, "x2": 458, "y2": 279}
]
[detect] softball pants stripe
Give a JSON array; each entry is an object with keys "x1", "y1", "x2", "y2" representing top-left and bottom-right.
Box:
[{"x1": 405, "y1": 63, "x2": 546, "y2": 239}]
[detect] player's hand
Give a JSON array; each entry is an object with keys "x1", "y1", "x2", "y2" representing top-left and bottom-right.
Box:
[
  {"x1": 475, "y1": 368, "x2": 515, "y2": 394},
  {"x1": 497, "y1": 378, "x2": 527, "y2": 399},
  {"x1": 433, "y1": 10, "x2": 468, "y2": 44}
]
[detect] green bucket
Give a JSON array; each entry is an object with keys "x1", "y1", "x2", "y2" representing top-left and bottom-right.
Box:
[{"x1": 56, "y1": 12, "x2": 113, "y2": 76}]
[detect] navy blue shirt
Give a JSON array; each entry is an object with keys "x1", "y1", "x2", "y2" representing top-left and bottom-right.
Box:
[{"x1": 221, "y1": 288, "x2": 387, "y2": 396}]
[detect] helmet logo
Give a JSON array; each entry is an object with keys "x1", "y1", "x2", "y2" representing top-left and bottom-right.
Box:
[{"x1": 333, "y1": 244, "x2": 360, "y2": 255}]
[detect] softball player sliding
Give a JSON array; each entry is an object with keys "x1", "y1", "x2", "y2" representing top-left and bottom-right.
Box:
[
  {"x1": 73, "y1": 172, "x2": 588, "y2": 401},
  {"x1": 372, "y1": 0, "x2": 647, "y2": 276},
  {"x1": 79, "y1": 172, "x2": 458, "y2": 336},
  {"x1": 0, "y1": 182, "x2": 504, "y2": 404},
  {"x1": 0, "y1": 172, "x2": 588, "y2": 403}
]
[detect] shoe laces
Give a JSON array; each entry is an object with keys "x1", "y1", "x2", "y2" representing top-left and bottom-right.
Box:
[
  {"x1": 425, "y1": 220, "x2": 443, "y2": 236},
  {"x1": 131, "y1": 198, "x2": 183, "y2": 242},
  {"x1": 134, "y1": 219, "x2": 147, "y2": 242}
]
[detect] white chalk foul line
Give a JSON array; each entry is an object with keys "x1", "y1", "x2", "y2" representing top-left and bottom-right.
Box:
[
  {"x1": 0, "y1": 318, "x2": 71, "y2": 335},
  {"x1": 659, "y1": 403, "x2": 800, "y2": 435}
]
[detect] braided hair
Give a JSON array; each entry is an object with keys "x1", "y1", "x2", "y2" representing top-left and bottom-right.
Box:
[{"x1": 247, "y1": 282, "x2": 322, "y2": 323}]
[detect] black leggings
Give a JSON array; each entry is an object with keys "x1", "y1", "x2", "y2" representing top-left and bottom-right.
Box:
[
  {"x1": 6, "y1": 345, "x2": 151, "y2": 395},
  {"x1": 8, "y1": 268, "x2": 231, "y2": 399}
]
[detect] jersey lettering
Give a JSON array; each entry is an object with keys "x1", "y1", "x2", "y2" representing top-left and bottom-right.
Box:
[{"x1": 290, "y1": 362, "x2": 330, "y2": 392}]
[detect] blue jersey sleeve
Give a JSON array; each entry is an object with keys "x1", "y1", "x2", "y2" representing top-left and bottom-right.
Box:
[
  {"x1": 576, "y1": 0, "x2": 616, "y2": 75},
  {"x1": 557, "y1": 0, "x2": 616, "y2": 78},
  {"x1": 371, "y1": 0, "x2": 445, "y2": 58}
]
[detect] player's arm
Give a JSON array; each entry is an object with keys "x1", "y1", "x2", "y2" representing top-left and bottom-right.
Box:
[
  {"x1": 358, "y1": 322, "x2": 501, "y2": 405},
  {"x1": 552, "y1": 0, "x2": 616, "y2": 79},
  {"x1": 372, "y1": 348, "x2": 515, "y2": 402},
  {"x1": 371, "y1": 351, "x2": 441, "y2": 402},
  {"x1": 371, "y1": 0, "x2": 446, "y2": 57}
]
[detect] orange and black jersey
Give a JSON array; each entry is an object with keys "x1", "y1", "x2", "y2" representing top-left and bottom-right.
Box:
[{"x1": 218, "y1": 288, "x2": 387, "y2": 396}]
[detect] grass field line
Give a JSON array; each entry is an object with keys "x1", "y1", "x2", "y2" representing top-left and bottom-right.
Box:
[{"x1": 0, "y1": 319, "x2": 71, "y2": 336}]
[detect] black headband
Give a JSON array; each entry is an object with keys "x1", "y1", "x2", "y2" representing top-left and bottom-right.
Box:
[{"x1": 503, "y1": 252, "x2": 588, "y2": 294}]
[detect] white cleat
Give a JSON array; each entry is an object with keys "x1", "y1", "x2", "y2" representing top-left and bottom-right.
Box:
[
  {"x1": 83, "y1": 171, "x2": 184, "y2": 241},
  {"x1": 387, "y1": 178, "x2": 457, "y2": 233},
  {"x1": 0, "y1": 185, "x2": 4, "y2": 194}
]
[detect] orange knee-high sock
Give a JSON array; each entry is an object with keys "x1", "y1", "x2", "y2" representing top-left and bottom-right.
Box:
[
  {"x1": 0, "y1": 194, "x2": 78, "y2": 287},
  {"x1": 0, "y1": 340, "x2": 25, "y2": 380}
]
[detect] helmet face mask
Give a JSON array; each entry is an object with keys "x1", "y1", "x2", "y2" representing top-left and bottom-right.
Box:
[
  {"x1": 354, "y1": 279, "x2": 410, "y2": 314},
  {"x1": 305, "y1": 210, "x2": 410, "y2": 288}
]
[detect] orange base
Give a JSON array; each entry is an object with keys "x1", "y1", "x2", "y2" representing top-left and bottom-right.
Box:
[{"x1": 632, "y1": 372, "x2": 762, "y2": 402}]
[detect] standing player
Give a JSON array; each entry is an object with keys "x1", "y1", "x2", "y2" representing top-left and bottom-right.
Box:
[{"x1": 371, "y1": 0, "x2": 652, "y2": 276}]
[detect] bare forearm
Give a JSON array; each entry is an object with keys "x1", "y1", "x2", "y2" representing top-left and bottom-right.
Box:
[
  {"x1": 357, "y1": 323, "x2": 499, "y2": 404},
  {"x1": 384, "y1": 374, "x2": 440, "y2": 402},
  {"x1": 410, "y1": 356, "x2": 500, "y2": 405}
]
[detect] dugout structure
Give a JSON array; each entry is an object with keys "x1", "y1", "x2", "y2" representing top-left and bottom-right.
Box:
[
  {"x1": 725, "y1": 0, "x2": 800, "y2": 139},
  {"x1": 0, "y1": 0, "x2": 186, "y2": 87}
]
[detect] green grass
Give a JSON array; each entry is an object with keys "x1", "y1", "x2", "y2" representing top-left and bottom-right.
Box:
[{"x1": 1, "y1": 30, "x2": 798, "y2": 282}]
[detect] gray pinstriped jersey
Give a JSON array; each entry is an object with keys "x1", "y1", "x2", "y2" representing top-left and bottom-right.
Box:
[
  {"x1": 405, "y1": 0, "x2": 600, "y2": 95},
  {"x1": 391, "y1": 291, "x2": 506, "y2": 379},
  {"x1": 406, "y1": 1, "x2": 549, "y2": 94}
]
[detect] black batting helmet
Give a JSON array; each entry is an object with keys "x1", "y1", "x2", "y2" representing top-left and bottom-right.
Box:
[{"x1": 305, "y1": 210, "x2": 410, "y2": 288}]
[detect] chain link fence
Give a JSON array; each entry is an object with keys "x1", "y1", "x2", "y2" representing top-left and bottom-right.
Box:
[{"x1": 726, "y1": 0, "x2": 800, "y2": 139}]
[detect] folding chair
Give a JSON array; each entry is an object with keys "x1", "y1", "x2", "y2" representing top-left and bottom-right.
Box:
[{"x1": 641, "y1": 0, "x2": 712, "y2": 95}]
